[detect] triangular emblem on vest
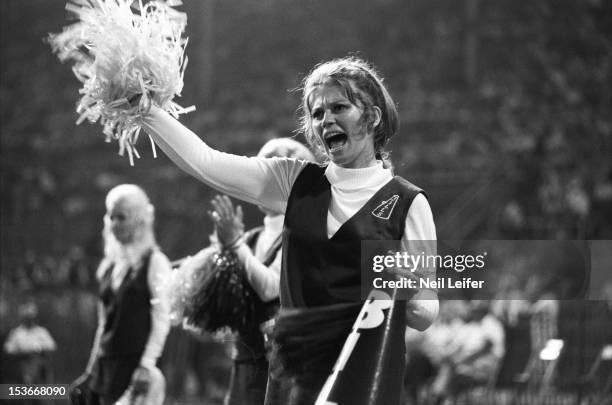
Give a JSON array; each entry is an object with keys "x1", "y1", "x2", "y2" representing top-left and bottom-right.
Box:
[{"x1": 372, "y1": 195, "x2": 399, "y2": 220}]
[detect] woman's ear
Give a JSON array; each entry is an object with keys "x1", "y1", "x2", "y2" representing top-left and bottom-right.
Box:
[
  {"x1": 371, "y1": 106, "x2": 382, "y2": 128},
  {"x1": 144, "y1": 204, "x2": 155, "y2": 226}
]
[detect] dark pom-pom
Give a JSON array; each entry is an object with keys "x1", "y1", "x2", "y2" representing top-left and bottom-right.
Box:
[{"x1": 185, "y1": 250, "x2": 258, "y2": 334}]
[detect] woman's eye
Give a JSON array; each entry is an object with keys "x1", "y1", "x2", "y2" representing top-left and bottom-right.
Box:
[
  {"x1": 333, "y1": 104, "x2": 347, "y2": 113},
  {"x1": 312, "y1": 110, "x2": 324, "y2": 120}
]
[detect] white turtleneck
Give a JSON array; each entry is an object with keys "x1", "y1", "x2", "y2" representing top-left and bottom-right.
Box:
[
  {"x1": 324, "y1": 161, "x2": 436, "y2": 241},
  {"x1": 144, "y1": 107, "x2": 438, "y2": 327}
]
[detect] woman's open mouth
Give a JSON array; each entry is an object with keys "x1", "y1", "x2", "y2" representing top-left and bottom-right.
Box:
[{"x1": 324, "y1": 132, "x2": 348, "y2": 152}]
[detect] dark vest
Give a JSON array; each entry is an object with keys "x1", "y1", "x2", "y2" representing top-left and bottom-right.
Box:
[
  {"x1": 98, "y1": 251, "x2": 152, "y2": 357},
  {"x1": 281, "y1": 163, "x2": 423, "y2": 308}
]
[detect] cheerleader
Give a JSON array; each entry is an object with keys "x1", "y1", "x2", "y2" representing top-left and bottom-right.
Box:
[
  {"x1": 71, "y1": 185, "x2": 171, "y2": 405},
  {"x1": 205, "y1": 138, "x2": 315, "y2": 405},
  {"x1": 50, "y1": 7, "x2": 437, "y2": 403},
  {"x1": 138, "y1": 57, "x2": 438, "y2": 404}
]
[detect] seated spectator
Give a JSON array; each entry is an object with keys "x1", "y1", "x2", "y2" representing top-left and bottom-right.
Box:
[
  {"x1": 3, "y1": 300, "x2": 57, "y2": 384},
  {"x1": 404, "y1": 300, "x2": 469, "y2": 405},
  {"x1": 430, "y1": 300, "x2": 505, "y2": 404},
  {"x1": 515, "y1": 274, "x2": 560, "y2": 384}
]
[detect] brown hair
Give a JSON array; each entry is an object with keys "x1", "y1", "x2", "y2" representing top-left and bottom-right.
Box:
[{"x1": 298, "y1": 57, "x2": 399, "y2": 169}]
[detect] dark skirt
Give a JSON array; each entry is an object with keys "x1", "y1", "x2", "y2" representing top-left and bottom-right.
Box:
[
  {"x1": 224, "y1": 357, "x2": 269, "y2": 405},
  {"x1": 270, "y1": 298, "x2": 407, "y2": 405}
]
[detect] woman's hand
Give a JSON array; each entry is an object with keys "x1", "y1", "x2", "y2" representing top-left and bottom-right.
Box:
[
  {"x1": 130, "y1": 365, "x2": 151, "y2": 396},
  {"x1": 208, "y1": 195, "x2": 244, "y2": 248},
  {"x1": 69, "y1": 372, "x2": 90, "y2": 393}
]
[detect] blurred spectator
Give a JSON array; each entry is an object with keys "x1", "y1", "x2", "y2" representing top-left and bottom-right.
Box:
[
  {"x1": 37, "y1": 256, "x2": 57, "y2": 286},
  {"x1": 499, "y1": 200, "x2": 528, "y2": 238},
  {"x1": 491, "y1": 273, "x2": 530, "y2": 328},
  {"x1": 514, "y1": 274, "x2": 560, "y2": 385},
  {"x1": 525, "y1": 274, "x2": 559, "y2": 354},
  {"x1": 601, "y1": 281, "x2": 612, "y2": 311},
  {"x1": 20, "y1": 250, "x2": 40, "y2": 290},
  {"x1": 9, "y1": 246, "x2": 94, "y2": 291},
  {"x1": 3, "y1": 300, "x2": 57, "y2": 384},
  {"x1": 60, "y1": 245, "x2": 91, "y2": 287},
  {"x1": 490, "y1": 273, "x2": 532, "y2": 386},
  {"x1": 430, "y1": 300, "x2": 505, "y2": 404},
  {"x1": 404, "y1": 300, "x2": 469, "y2": 404},
  {"x1": 12, "y1": 266, "x2": 33, "y2": 291}
]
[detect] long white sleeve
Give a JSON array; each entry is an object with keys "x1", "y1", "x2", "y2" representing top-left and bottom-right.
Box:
[
  {"x1": 402, "y1": 193, "x2": 439, "y2": 331},
  {"x1": 403, "y1": 194, "x2": 436, "y2": 242},
  {"x1": 139, "y1": 250, "x2": 172, "y2": 369},
  {"x1": 143, "y1": 107, "x2": 308, "y2": 213},
  {"x1": 234, "y1": 244, "x2": 281, "y2": 302},
  {"x1": 142, "y1": 111, "x2": 439, "y2": 328},
  {"x1": 231, "y1": 215, "x2": 284, "y2": 302}
]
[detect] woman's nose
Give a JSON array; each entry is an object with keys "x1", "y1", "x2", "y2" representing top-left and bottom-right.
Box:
[{"x1": 322, "y1": 110, "x2": 335, "y2": 127}]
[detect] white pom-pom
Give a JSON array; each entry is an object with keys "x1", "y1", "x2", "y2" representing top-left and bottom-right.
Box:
[{"x1": 49, "y1": 0, "x2": 195, "y2": 165}]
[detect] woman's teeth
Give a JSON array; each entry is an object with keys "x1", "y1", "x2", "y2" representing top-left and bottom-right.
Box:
[{"x1": 326, "y1": 133, "x2": 347, "y2": 151}]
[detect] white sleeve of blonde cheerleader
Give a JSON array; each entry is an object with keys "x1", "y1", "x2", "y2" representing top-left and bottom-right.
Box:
[
  {"x1": 85, "y1": 302, "x2": 106, "y2": 374},
  {"x1": 140, "y1": 250, "x2": 173, "y2": 369},
  {"x1": 234, "y1": 244, "x2": 281, "y2": 302},
  {"x1": 143, "y1": 107, "x2": 309, "y2": 214},
  {"x1": 402, "y1": 193, "x2": 439, "y2": 331}
]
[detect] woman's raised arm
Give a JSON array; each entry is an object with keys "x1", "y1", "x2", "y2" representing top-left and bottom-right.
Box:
[{"x1": 143, "y1": 106, "x2": 309, "y2": 213}]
